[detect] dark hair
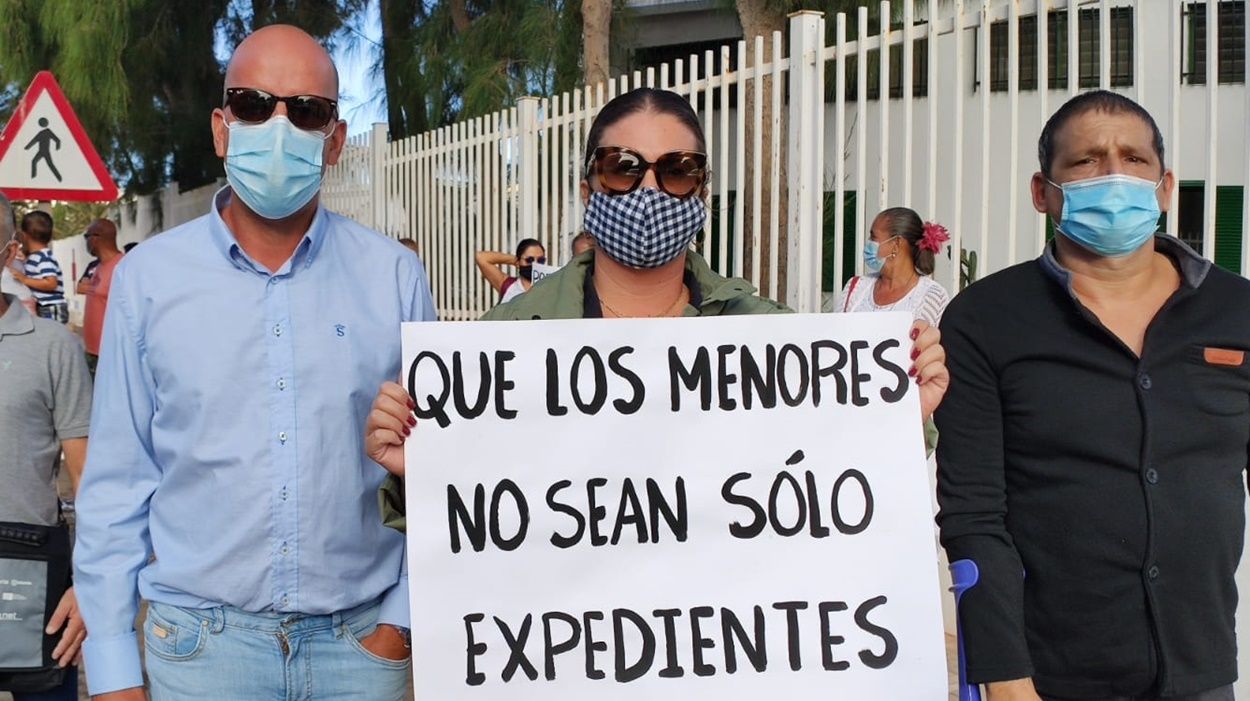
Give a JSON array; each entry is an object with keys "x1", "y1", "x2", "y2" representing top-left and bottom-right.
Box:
[
  {"x1": 875, "y1": 207, "x2": 935, "y2": 275},
  {"x1": 21, "y1": 211, "x2": 53, "y2": 244},
  {"x1": 123, "y1": 242, "x2": 138, "y2": 253},
  {"x1": 583, "y1": 88, "x2": 706, "y2": 172},
  {"x1": 1038, "y1": 90, "x2": 1165, "y2": 177},
  {"x1": 515, "y1": 238, "x2": 544, "y2": 260}
]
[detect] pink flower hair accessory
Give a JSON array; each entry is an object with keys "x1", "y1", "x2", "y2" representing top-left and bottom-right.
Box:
[{"x1": 919, "y1": 221, "x2": 949, "y2": 253}]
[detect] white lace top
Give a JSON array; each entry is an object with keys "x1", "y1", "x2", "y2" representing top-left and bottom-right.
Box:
[{"x1": 832, "y1": 274, "x2": 951, "y2": 326}]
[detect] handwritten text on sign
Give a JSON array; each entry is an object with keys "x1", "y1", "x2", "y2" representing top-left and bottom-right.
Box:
[{"x1": 402, "y1": 313, "x2": 946, "y2": 700}]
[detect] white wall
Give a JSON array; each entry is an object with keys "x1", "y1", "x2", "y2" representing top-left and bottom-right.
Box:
[
  {"x1": 51, "y1": 179, "x2": 223, "y2": 324},
  {"x1": 698, "y1": 3, "x2": 1249, "y2": 292}
]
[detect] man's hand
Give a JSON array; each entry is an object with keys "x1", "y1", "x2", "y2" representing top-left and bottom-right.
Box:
[
  {"x1": 48, "y1": 586, "x2": 86, "y2": 667},
  {"x1": 360, "y1": 624, "x2": 411, "y2": 662},
  {"x1": 365, "y1": 381, "x2": 416, "y2": 478},
  {"x1": 909, "y1": 320, "x2": 949, "y2": 421},
  {"x1": 93, "y1": 688, "x2": 146, "y2": 701},
  {"x1": 986, "y1": 678, "x2": 1043, "y2": 701}
]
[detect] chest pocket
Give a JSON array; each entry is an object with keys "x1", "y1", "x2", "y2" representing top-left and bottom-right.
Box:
[{"x1": 1185, "y1": 345, "x2": 1250, "y2": 417}]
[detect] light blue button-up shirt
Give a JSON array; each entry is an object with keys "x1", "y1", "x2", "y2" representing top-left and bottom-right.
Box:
[{"x1": 75, "y1": 188, "x2": 436, "y2": 694}]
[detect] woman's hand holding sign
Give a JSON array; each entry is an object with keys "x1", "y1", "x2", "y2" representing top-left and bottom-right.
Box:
[
  {"x1": 909, "y1": 320, "x2": 948, "y2": 421},
  {"x1": 366, "y1": 381, "x2": 416, "y2": 478},
  {"x1": 366, "y1": 320, "x2": 948, "y2": 484}
]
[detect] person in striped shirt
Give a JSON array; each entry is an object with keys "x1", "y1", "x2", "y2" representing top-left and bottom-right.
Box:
[{"x1": 12, "y1": 210, "x2": 67, "y2": 324}]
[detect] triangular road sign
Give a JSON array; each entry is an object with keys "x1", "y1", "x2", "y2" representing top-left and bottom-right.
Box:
[{"x1": 0, "y1": 71, "x2": 119, "y2": 202}]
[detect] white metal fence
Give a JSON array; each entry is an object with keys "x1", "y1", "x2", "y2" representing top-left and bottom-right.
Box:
[{"x1": 323, "y1": 0, "x2": 1250, "y2": 320}]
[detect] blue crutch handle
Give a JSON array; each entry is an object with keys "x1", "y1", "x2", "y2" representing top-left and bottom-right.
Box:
[{"x1": 949, "y1": 559, "x2": 982, "y2": 701}]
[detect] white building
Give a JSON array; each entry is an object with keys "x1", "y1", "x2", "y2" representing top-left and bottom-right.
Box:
[{"x1": 624, "y1": 1, "x2": 1248, "y2": 289}]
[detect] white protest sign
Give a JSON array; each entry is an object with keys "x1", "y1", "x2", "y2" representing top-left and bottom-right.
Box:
[
  {"x1": 402, "y1": 312, "x2": 946, "y2": 700},
  {"x1": 530, "y1": 262, "x2": 558, "y2": 285}
]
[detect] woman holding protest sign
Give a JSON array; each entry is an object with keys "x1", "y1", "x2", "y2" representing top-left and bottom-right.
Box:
[
  {"x1": 833, "y1": 207, "x2": 952, "y2": 326},
  {"x1": 476, "y1": 239, "x2": 548, "y2": 304},
  {"x1": 365, "y1": 88, "x2": 949, "y2": 528}
]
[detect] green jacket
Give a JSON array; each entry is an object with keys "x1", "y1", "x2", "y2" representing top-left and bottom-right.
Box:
[
  {"x1": 482, "y1": 249, "x2": 790, "y2": 320},
  {"x1": 379, "y1": 250, "x2": 936, "y2": 531},
  {"x1": 381, "y1": 251, "x2": 787, "y2": 531}
]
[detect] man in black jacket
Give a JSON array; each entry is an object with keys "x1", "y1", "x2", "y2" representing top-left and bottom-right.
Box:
[{"x1": 936, "y1": 90, "x2": 1248, "y2": 701}]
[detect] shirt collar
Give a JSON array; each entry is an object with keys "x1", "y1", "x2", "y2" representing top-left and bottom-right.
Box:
[
  {"x1": 0, "y1": 294, "x2": 35, "y2": 339},
  {"x1": 1039, "y1": 234, "x2": 1211, "y2": 291},
  {"x1": 208, "y1": 185, "x2": 329, "y2": 277}
]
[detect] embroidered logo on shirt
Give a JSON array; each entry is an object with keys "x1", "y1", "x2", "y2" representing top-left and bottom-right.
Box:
[
  {"x1": 1204, "y1": 347, "x2": 1245, "y2": 367},
  {"x1": 334, "y1": 324, "x2": 346, "y2": 337}
]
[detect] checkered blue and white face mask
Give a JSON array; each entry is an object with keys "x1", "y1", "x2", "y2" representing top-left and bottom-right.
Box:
[{"x1": 584, "y1": 189, "x2": 706, "y2": 269}]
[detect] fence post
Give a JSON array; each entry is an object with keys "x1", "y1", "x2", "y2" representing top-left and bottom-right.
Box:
[
  {"x1": 370, "y1": 122, "x2": 388, "y2": 233},
  {"x1": 518, "y1": 97, "x2": 541, "y2": 242},
  {"x1": 786, "y1": 11, "x2": 824, "y2": 313}
]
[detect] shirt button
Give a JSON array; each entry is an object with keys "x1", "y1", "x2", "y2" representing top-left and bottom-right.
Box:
[
  {"x1": 1145, "y1": 468, "x2": 1159, "y2": 484},
  {"x1": 278, "y1": 431, "x2": 288, "y2": 443},
  {"x1": 273, "y1": 324, "x2": 282, "y2": 337},
  {"x1": 281, "y1": 595, "x2": 289, "y2": 606},
  {"x1": 277, "y1": 378, "x2": 286, "y2": 390},
  {"x1": 1138, "y1": 373, "x2": 1152, "y2": 390},
  {"x1": 280, "y1": 542, "x2": 289, "y2": 556},
  {"x1": 280, "y1": 486, "x2": 288, "y2": 501},
  {"x1": 1148, "y1": 565, "x2": 1160, "y2": 580}
]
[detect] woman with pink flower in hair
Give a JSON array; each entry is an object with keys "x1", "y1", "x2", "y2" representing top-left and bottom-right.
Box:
[{"x1": 834, "y1": 206, "x2": 952, "y2": 326}]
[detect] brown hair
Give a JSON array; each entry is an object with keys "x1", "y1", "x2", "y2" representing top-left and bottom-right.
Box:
[
  {"x1": 583, "y1": 88, "x2": 706, "y2": 169},
  {"x1": 21, "y1": 211, "x2": 53, "y2": 244},
  {"x1": 875, "y1": 207, "x2": 934, "y2": 275}
]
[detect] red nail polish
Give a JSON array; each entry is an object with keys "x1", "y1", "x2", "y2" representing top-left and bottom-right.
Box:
[
  {"x1": 910, "y1": 328, "x2": 919, "y2": 340},
  {"x1": 908, "y1": 366, "x2": 917, "y2": 377},
  {"x1": 403, "y1": 426, "x2": 411, "y2": 436},
  {"x1": 407, "y1": 415, "x2": 417, "y2": 426},
  {"x1": 910, "y1": 348, "x2": 919, "y2": 360}
]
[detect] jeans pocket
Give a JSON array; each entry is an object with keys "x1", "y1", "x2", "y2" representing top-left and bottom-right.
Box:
[
  {"x1": 143, "y1": 602, "x2": 209, "y2": 661},
  {"x1": 341, "y1": 620, "x2": 410, "y2": 670}
]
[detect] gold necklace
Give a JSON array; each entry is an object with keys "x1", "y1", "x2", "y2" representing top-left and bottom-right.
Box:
[{"x1": 599, "y1": 287, "x2": 690, "y2": 318}]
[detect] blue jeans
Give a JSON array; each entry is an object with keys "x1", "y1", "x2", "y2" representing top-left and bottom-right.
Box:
[
  {"x1": 143, "y1": 600, "x2": 409, "y2": 701},
  {"x1": 12, "y1": 668, "x2": 78, "y2": 701},
  {"x1": 34, "y1": 303, "x2": 67, "y2": 324}
]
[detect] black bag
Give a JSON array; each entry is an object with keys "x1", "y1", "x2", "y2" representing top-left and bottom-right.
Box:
[{"x1": 0, "y1": 520, "x2": 72, "y2": 693}]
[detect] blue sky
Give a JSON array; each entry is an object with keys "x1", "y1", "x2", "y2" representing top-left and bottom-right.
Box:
[{"x1": 333, "y1": 2, "x2": 388, "y2": 137}]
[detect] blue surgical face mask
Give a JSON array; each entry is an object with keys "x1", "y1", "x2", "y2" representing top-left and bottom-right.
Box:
[
  {"x1": 1048, "y1": 174, "x2": 1163, "y2": 258},
  {"x1": 225, "y1": 116, "x2": 328, "y2": 220},
  {"x1": 863, "y1": 236, "x2": 897, "y2": 274}
]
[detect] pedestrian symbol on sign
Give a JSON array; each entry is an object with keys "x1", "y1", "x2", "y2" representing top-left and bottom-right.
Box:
[{"x1": 25, "y1": 117, "x2": 62, "y2": 182}]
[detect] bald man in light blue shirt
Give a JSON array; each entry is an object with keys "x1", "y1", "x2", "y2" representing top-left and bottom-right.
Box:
[{"x1": 74, "y1": 25, "x2": 435, "y2": 701}]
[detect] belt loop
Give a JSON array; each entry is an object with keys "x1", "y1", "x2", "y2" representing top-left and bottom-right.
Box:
[{"x1": 210, "y1": 607, "x2": 226, "y2": 633}]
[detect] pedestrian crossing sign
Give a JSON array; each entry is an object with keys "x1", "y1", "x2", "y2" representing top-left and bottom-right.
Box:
[{"x1": 0, "y1": 71, "x2": 119, "y2": 202}]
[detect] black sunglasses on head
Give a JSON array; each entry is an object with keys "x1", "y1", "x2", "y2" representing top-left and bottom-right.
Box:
[{"x1": 224, "y1": 87, "x2": 339, "y2": 131}]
